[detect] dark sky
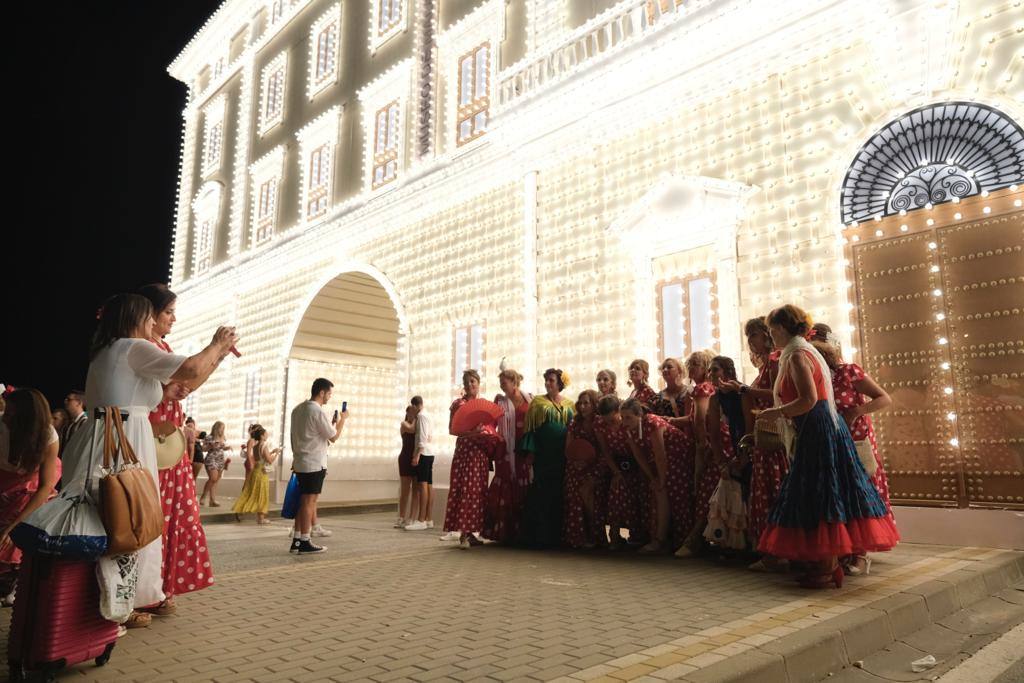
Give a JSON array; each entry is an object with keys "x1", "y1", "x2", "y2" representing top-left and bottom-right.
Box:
[{"x1": 8, "y1": 2, "x2": 222, "y2": 406}]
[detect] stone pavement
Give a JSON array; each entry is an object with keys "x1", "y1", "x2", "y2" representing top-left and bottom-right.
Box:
[{"x1": 4, "y1": 512, "x2": 1022, "y2": 682}]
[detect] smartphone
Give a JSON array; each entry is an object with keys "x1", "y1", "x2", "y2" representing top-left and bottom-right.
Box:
[{"x1": 342, "y1": 401, "x2": 348, "y2": 413}]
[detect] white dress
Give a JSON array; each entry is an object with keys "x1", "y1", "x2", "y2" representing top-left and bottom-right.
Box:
[{"x1": 62, "y1": 338, "x2": 186, "y2": 608}]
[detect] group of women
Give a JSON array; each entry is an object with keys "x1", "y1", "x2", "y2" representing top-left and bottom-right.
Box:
[
  {"x1": 0, "y1": 286, "x2": 236, "y2": 631},
  {"x1": 442, "y1": 303, "x2": 899, "y2": 588}
]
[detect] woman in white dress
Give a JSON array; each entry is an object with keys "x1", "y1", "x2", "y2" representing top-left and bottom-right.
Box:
[{"x1": 61, "y1": 294, "x2": 237, "y2": 625}]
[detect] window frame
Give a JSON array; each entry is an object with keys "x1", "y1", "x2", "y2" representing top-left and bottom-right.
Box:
[
  {"x1": 656, "y1": 270, "x2": 719, "y2": 359},
  {"x1": 372, "y1": 100, "x2": 400, "y2": 189},
  {"x1": 259, "y1": 51, "x2": 289, "y2": 136},
  {"x1": 456, "y1": 42, "x2": 490, "y2": 147},
  {"x1": 248, "y1": 144, "x2": 285, "y2": 248},
  {"x1": 295, "y1": 105, "x2": 342, "y2": 224},
  {"x1": 308, "y1": 5, "x2": 342, "y2": 99},
  {"x1": 452, "y1": 322, "x2": 487, "y2": 389},
  {"x1": 370, "y1": 0, "x2": 406, "y2": 52},
  {"x1": 200, "y1": 96, "x2": 227, "y2": 177}
]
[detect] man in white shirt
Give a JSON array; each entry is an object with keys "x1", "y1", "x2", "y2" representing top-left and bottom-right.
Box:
[
  {"x1": 289, "y1": 378, "x2": 347, "y2": 554},
  {"x1": 404, "y1": 396, "x2": 435, "y2": 531}
]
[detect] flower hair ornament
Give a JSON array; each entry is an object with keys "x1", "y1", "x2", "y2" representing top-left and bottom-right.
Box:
[
  {"x1": 499, "y1": 356, "x2": 508, "y2": 372},
  {"x1": 560, "y1": 370, "x2": 571, "y2": 389}
]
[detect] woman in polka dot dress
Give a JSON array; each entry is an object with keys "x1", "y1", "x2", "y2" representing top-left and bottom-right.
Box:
[
  {"x1": 620, "y1": 399, "x2": 695, "y2": 553},
  {"x1": 444, "y1": 370, "x2": 505, "y2": 548},
  {"x1": 595, "y1": 395, "x2": 646, "y2": 549},
  {"x1": 626, "y1": 360, "x2": 658, "y2": 413},
  {"x1": 674, "y1": 351, "x2": 716, "y2": 556},
  {"x1": 562, "y1": 390, "x2": 604, "y2": 548},
  {"x1": 139, "y1": 284, "x2": 215, "y2": 616},
  {"x1": 814, "y1": 337, "x2": 893, "y2": 576},
  {"x1": 741, "y1": 317, "x2": 791, "y2": 571}
]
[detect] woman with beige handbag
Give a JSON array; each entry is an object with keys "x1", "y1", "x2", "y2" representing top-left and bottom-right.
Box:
[
  {"x1": 60, "y1": 294, "x2": 238, "y2": 627},
  {"x1": 811, "y1": 336, "x2": 893, "y2": 577}
]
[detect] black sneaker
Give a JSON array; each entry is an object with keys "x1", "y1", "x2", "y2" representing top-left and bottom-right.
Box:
[
  {"x1": 289, "y1": 538, "x2": 301, "y2": 554},
  {"x1": 297, "y1": 540, "x2": 326, "y2": 554}
]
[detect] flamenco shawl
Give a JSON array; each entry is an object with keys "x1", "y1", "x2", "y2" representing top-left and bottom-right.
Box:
[
  {"x1": 773, "y1": 335, "x2": 838, "y2": 455},
  {"x1": 495, "y1": 391, "x2": 532, "y2": 475},
  {"x1": 519, "y1": 396, "x2": 574, "y2": 453}
]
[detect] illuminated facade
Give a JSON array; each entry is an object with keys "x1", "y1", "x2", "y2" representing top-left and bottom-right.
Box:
[{"x1": 167, "y1": 0, "x2": 1023, "y2": 535}]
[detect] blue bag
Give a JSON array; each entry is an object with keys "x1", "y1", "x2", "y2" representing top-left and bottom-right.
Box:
[{"x1": 281, "y1": 473, "x2": 300, "y2": 519}]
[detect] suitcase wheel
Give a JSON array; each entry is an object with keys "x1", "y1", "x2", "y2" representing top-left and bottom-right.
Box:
[{"x1": 95, "y1": 643, "x2": 115, "y2": 667}]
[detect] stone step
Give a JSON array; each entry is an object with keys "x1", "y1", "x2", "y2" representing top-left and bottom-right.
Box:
[{"x1": 677, "y1": 552, "x2": 1024, "y2": 683}]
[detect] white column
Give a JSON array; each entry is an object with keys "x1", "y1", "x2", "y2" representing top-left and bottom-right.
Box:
[
  {"x1": 522, "y1": 171, "x2": 539, "y2": 383},
  {"x1": 227, "y1": 59, "x2": 256, "y2": 258},
  {"x1": 170, "y1": 105, "x2": 201, "y2": 286}
]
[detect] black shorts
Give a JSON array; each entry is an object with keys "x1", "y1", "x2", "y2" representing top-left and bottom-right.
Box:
[
  {"x1": 295, "y1": 469, "x2": 327, "y2": 495},
  {"x1": 414, "y1": 456, "x2": 434, "y2": 485}
]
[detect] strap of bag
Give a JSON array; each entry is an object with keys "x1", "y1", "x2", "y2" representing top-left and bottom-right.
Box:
[{"x1": 111, "y1": 411, "x2": 141, "y2": 467}]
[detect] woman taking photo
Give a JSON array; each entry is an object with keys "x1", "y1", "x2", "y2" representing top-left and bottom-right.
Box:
[
  {"x1": 138, "y1": 282, "x2": 215, "y2": 618},
  {"x1": 756, "y1": 305, "x2": 898, "y2": 588},
  {"x1": 518, "y1": 369, "x2": 575, "y2": 548},
  {"x1": 443, "y1": 370, "x2": 504, "y2": 548},
  {"x1": 813, "y1": 337, "x2": 893, "y2": 576},
  {"x1": 620, "y1": 398, "x2": 694, "y2": 553},
  {"x1": 199, "y1": 421, "x2": 229, "y2": 507},
  {"x1": 63, "y1": 294, "x2": 236, "y2": 625},
  {"x1": 483, "y1": 369, "x2": 531, "y2": 543},
  {"x1": 232, "y1": 424, "x2": 281, "y2": 525},
  {"x1": 0, "y1": 389, "x2": 61, "y2": 602}
]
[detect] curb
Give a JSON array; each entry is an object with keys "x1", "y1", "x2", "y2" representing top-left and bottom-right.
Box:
[
  {"x1": 679, "y1": 552, "x2": 1024, "y2": 683},
  {"x1": 199, "y1": 499, "x2": 397, "y2": 524}
]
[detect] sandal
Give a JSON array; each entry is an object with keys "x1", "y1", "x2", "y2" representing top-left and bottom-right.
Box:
[
  {"x1": 138, "y1": 598, "x2": 177, "y2": 616},
  {"x1": 124, "y1": 611, "x2": 152, "y2": 629}
]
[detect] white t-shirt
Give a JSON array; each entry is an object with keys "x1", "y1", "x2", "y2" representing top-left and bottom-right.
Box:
[
  {"x1": 414, "y1": 412, "x2": 435, "y2": 457},
  {"x1": 85, "y1": 338, "x2": 187, "y2": 410},
  {"x1": 290, "y1": 400, "x2": 335, "y2": 473},
  {"x1": 0, "y1": 422, "x2": 58, "y2": 472}
]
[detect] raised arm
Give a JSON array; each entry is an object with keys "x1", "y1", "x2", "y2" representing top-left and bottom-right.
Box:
[{"x1": 171, "y1": 327, "x2": 239, "y2": 389}]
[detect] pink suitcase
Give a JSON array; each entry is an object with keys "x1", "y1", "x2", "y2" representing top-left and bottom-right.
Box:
[{"x1": 8, "y1": 554, "x2": 118, "y2": 682}]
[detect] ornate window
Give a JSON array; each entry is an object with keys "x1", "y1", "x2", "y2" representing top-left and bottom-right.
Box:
[
  {"x1": 657, "y1": 272, "x2": 718, "y2": 359},
  {"x1": 201, "y1": 96, "x2": 226, "y2": 176},
  {"x1": 453, "y1": 323, "x2": 485, "y2": 387},
  {"x1": 373, "y1": 101, "x2": 400, "y2": 188},
  {"x1": 244, "y1": 369, "x2": 262, "y2": 413},
  {"x1": 371, "y1": 0, "x2": 405, "y2": 50},
  {"x1": 309, "y1": 5, "x2": 341, "y2": 99},
  {"x1": 191, "y1": 181, "x2": 223, "y2": 277},
  {"x1": 248, "y1": 145, "x2": 285, "y2": 246},
  {"x1": 270, "y1": 0, "x2": 286, "y2": 25},
  {"x1": 359, "y1": 60, "x2": 411, "y2": 192},
  {"x1": 456, "y1": 43, "x2": 490, "y2": 146},
  {"x1": 259, "y1": 51, "x2": 288, "y2": 135},
  {"x1": 841, "y1": 102, "x2": 1024, "y2": 224},
  {"x1": 296, "y1": 105, "x2": 341, "y2": 222}
]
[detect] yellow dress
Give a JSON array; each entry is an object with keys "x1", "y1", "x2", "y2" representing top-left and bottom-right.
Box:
[{"x1": 232, "y1": 448, "x2": 270, "y2": 514}]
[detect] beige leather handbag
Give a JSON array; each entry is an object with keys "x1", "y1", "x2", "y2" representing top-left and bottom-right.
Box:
[{"x1": 99, "y1": 409, "x2": 164, "y2": 556}]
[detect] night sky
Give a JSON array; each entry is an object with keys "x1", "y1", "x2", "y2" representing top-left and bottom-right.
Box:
[{"x1": 9, "y1": 2, "x2": 222, "y2": 406}]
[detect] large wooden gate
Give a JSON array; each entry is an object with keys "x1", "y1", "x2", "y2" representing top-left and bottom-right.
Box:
[{"x1": 844, "y1": 187, "x2": 1024, "y2": 509}]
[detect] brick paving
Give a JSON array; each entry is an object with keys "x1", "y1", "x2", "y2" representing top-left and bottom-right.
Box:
[{"x1": 3, "y1": 512, "x2": 1021, "y2": 682}]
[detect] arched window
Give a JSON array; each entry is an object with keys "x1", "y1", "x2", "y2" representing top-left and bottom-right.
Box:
[{"x1": 840, "y1": 102, "x2": 1024, "y2": 224}]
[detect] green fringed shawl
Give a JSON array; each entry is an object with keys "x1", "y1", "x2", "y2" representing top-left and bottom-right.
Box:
[{"x1": 519, "y1": 396, "x2": 575, "y2": 452}]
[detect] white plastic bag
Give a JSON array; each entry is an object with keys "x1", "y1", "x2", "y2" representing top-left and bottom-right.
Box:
[{"x1": 96, "y1": 552, "x2": 139, "y2": 623}]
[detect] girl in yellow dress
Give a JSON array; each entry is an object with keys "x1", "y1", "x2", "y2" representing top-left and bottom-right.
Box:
[{"x1": 232, "y1": 424, "x2": 281, "y2": 525}]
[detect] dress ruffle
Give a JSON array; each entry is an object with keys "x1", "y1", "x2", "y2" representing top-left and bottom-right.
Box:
[{"x1": 758, "y1": 516, "x2": 900, "y2": 561}]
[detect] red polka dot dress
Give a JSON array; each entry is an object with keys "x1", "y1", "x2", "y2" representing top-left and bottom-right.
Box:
[
  {"x1": 629, "y1": 414, "x2": 695, "y2": 548},
  {"x1": 748, "y1": 352, "x2": 791, "y2": 545},
  {"x1": 831, "y1": 363, "x2": 890, "y2": 509},
  {"x1": 688, "y1": 382, "x2": 722, "y2": 529},
  {"x1": 629, "y1": 384, "x2": 658, "y2": 413},
  {"x1": 148, "y1": 339, "x2": 213, "y2": 599},
  {"x1": 595, "y1": 417, "x2": 645, "y2": 542},
  {"x1": 443, "y1": 398, "x2": 504, "y2": 534},
  {"x1": 562, "y1": 417, "x2": 603, "y2": 548}
]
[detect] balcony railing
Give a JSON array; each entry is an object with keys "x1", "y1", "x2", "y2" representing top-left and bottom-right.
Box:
[{"x1": 496, "y1": 0, "x2": 715, "y2": 110}]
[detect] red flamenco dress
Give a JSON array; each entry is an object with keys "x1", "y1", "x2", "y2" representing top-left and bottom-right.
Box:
[
  {"x1": 747, "y1": 351, "x2": 791, "y2": 544},
  {"x1": 483, "y1": 396, "x2": 530, "y2": 542},
  {"x1": 629, "y1": 414, "x2": 695, "y2": 548},
  {"x1": 758, "y1": 352, "x2": 899, "y2": 561},
  {"x1": 596, "y1": 417, "x2": 646, "y2": 544},
  {"x1": 562, "y1": 416, "x2": 604, "y2": 548},
  {"x1": 443, "y1": 398, "x2": 504, "y2": 534},
  {"x1": 831, "y1": 363, "x2": 890, "y2": 509},
  {"x1": 689, "y1": 382, "x2": 724, "y2": 527},
  {"x1": 629, "y1": 384, "x2": 658, "y2": 413},
  {"x1": 149, "y1": 339, "x2": 214, "y2": 599}
]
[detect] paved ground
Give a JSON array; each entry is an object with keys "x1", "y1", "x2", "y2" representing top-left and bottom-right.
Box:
[{"x1": 4, "y1": 512, "x2": 1022, "y2": 682}]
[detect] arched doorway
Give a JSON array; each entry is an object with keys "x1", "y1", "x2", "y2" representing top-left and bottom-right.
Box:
[
  {"x1": 281, "y1": 268, "x2": 409, "y2": 499},
  {"x1": 840, "y1": 102, "x2": 1024, "y2": 513}
]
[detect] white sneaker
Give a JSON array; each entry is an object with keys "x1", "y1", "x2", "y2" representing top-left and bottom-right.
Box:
[
  {"x1": 311, "y1": 525, "x2": 333, "y2": 537},
  {"x1": 393, "y1": 517, "x2": 407, "y2": 528},
  {"x1": 439, "y1": 531, "x2": 460, "y2": 541},
  {"x1": 404, "y1": 520, "x2": 428, "y2": 530},
  {"x1": 426, "y1": 521, "x2": 434, "y2": 529}
]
